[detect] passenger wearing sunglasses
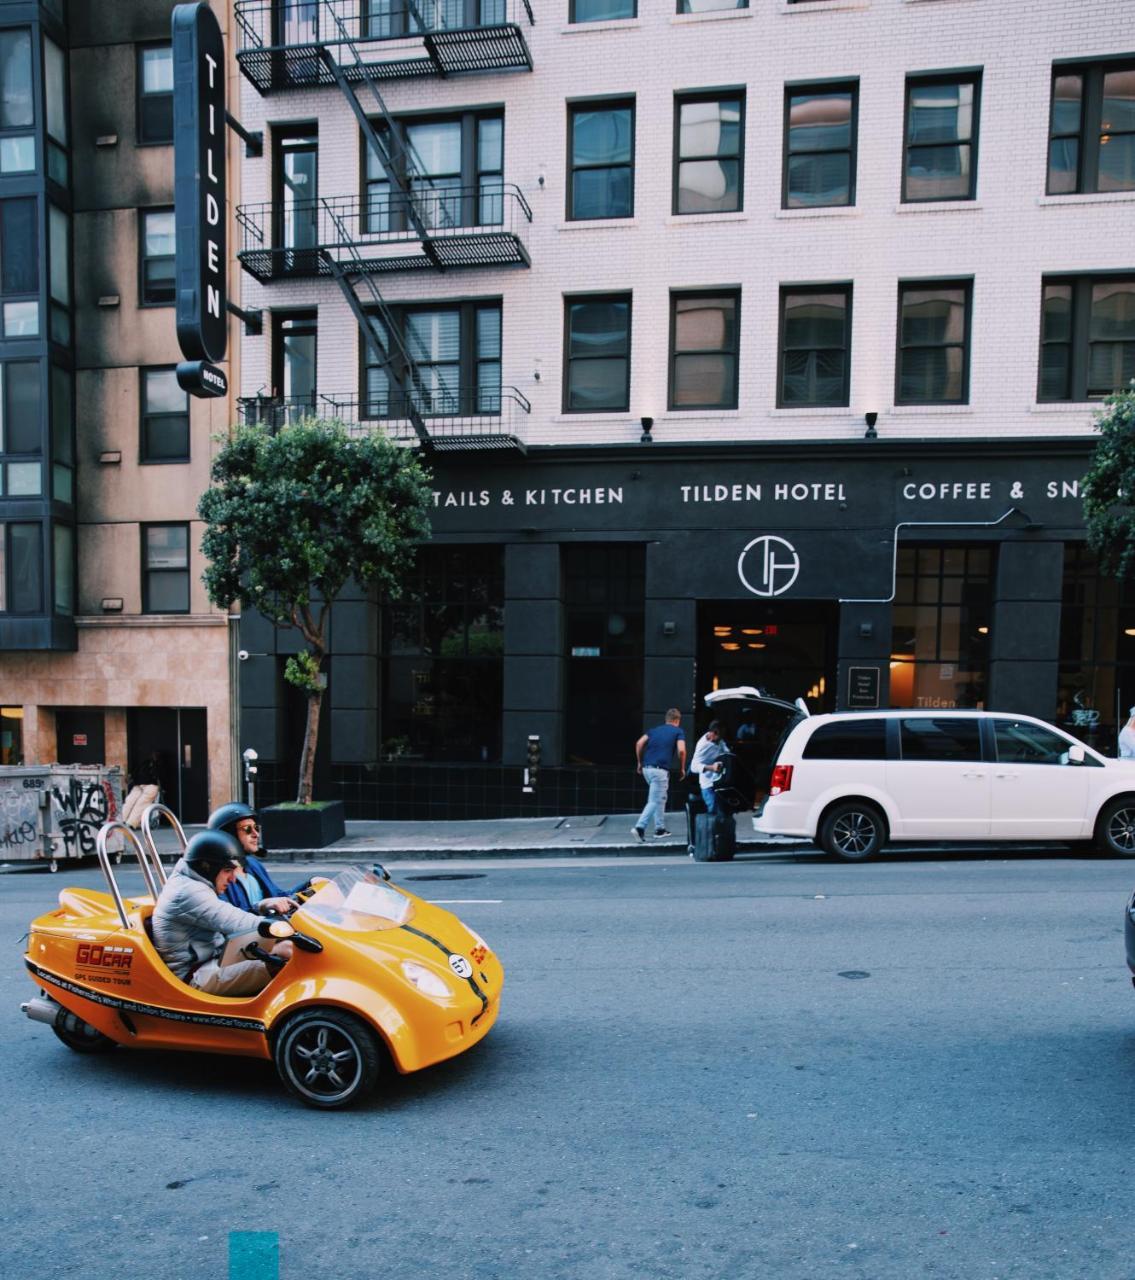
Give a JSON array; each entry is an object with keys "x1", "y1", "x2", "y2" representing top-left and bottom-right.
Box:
[{"x1": 206, "y1": 802, "x2": 303, "y2": 914}]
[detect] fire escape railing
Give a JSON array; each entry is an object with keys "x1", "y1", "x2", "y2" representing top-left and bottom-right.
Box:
[{"x1": 234, "y1": 0, "x2": 534, "y2": 93}]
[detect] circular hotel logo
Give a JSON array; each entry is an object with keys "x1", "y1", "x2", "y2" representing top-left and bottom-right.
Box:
[{"x1": 737, "y1": 535, "x2": 800, "y2": 598}]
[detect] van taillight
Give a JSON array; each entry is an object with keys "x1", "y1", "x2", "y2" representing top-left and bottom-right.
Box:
[{"x1": 769, "y1": 764, "x2": 793, "y2": 796}]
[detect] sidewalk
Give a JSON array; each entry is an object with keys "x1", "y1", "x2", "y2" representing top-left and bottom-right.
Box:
[{"x1": 148, "y1": 813, "x2": 809, "y2": 861}]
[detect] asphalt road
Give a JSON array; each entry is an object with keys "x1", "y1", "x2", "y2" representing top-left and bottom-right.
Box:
[{"x1": 3, "y1": 850, "x2": 1135, "y2": 1280}]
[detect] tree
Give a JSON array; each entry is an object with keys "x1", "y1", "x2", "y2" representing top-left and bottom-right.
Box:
[
  {"x1": 198, "y1": 419, "x2": 433, "y2": 804},
  {"x1": 1082, "y1": 385, "x2": 1135, "y2": 579}
]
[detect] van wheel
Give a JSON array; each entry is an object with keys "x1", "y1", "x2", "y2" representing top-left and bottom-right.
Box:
[
  {"x1": 273, "y1": 1008, "x2": 382, "y2": 1110},
  {"x1": 1096, "y1": 799, "x2": 1135, "y2": 857},
  {"x1": 820, "y1": 802, "x2": 885, "y2": 862},
  {"x1": 52, "y1": 1009, "x2": 117, "y2": 1054}
]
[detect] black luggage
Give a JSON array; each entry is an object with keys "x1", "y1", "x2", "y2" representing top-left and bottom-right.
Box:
[{"x1": 692, "y1": 809, "x2": 736, "y2": 862}]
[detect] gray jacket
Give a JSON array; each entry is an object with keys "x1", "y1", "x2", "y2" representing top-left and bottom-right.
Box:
[{"x1": 151, "y1": 858, "x2": 266, "y2": 980}]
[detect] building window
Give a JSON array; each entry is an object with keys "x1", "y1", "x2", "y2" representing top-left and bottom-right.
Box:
[
  {"x1": 137, "y1": 44, "x2": 173, "y2": 145},
  {"x1": 142, "y1": 523, "x2": 189, "y2": 614},
  {"x1": 564, "y1": 544, "x2": 644, "y2": 765},
  {"x1": 1040, "y1": 275, "x2": 1135, "y2": 401},
  {"x1": 140, "y1": 368, "x2": 190, "y2": 463},
  {"x1": 669, "y1": 291, "x2": 739, "y2": 409},
  {"x1": 43, "y1": 36, "x2": 68, "y2": 186},
  {"x1": 48, "y1": 204, "x2": 69, "y2": 344},
  {"x1": 903, "y1": 72, "x2": 981, "y2": 202},
  {"x1": 568, "y1": 99, "x2": 634, "y2": 220},
  {"x1": 778, "y1": 285, "x2": 851, "y2": 407},
  {"x1": 674, "y1": 92, "x2": 743, "y2": 215},
  {"x1": 783, "y1": 81, "x2": 857, "y2": 208},
  {"x1": 678, "y1": 0, "x2": 747, "y2": 10},
  {"x1": 0, "y1": 704, "x2": 22, "y2": 764},
  {"x1": 564, "y1": 294, "x2": 631, "y2": 412},
  {"x1": 53, "y1": 522, "x2": 72, "y2": 615},
  {"x1": 274, "y1": 127, "x2": 318, "y2": 252},
  {"x1": 0, "y1": 361, "x2": 42, "y2": 497},
  {"x1": 0, "y1": 197, "x2": 38, "y2": 339},
  {"x1": 51, "y1": 365, "x2": 72, "y2": 505},
  {"x1": 380, "y1": 545, "x2": 504, "y2": 763},
  {"x1": 571, "y1": 0, "x2": 635, "y2": 21},
  {"x1": 896, "y1": 280, "x2": 971, "y2": 404},
  {"x1": 363, "y1": 302, "x2": 500, "y2": 418},
  {"x1": 890, "y1": 545, "x2": 991, "y2": 711},
  {"x1": 140, "y1": 209, "x2": 175, "y2": 305},
  {"x1": 1048, "y1": 60, "x2": 1135, "y2": 195},
  {"x1": 364, "y1": 111, "x2": 502, "y2": 232},
  {"x1": 0, "y1": 521, "x2": 42, "y2": 613},
  {"x1": 272, "y1": 311, "x2": 318, "y2": 417},
  {"x1": 0, "y1": 28, "x2": 33, "y2": 173}
]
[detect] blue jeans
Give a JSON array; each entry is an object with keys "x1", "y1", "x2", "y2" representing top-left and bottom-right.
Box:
[
  {"x1": 637, "y1": 765, "x2": 670, "y2": 832},
  {"x1": 700, "y1": 783, "x2": 718, "y2": 814}
]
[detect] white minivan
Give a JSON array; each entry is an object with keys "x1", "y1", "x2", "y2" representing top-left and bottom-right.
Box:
[{"x1": 705, "y1": 687, "x2": 1135, "y2": 861}]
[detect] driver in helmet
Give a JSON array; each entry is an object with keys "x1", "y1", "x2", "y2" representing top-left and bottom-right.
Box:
[
  {"x1": 207, "y1": 803, "x2": 304, "y2": 913},
  {"x1": 152, "y1": 830, "x2": 295, "y2": 997}
]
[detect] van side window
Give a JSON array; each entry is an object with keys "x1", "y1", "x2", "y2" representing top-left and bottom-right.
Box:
[
  {"x1": 899, "y1": 717, "x2": 981, "y2": 761},
  {"x1": 803, "y1": 720, "x2": 887, "y2": 760},
  {"x1": 993, "y1": 720, "x2": 1074, "y2": 765}
]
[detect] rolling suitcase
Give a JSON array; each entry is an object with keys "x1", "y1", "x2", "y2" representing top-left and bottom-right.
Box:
[{"x1": 692, "y1": 809, "x2": 736, "y2": 862}]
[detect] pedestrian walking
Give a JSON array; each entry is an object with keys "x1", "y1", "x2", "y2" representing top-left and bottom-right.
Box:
[
  {"x1": 691, "y1": 720, "x2": 728, "y2": 813},
  {"x1": 1120, "y1": 707, "x2": 1135, "y2": 758},
  {"x1": 633, "y1": 709, "x2": 686, "y2": 841}
]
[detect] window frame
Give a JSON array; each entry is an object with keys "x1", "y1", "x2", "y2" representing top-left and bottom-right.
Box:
[
  {"x1": 1, "y1": 519, "x2": 42, "y2": 614},
  {"x1": 271, "y1": 309, "x2": 318, "y2": 409},
  {"x1": 782, "y1": 78, "x2": 859, "y2": 210},
  {"x1": 673, "y1": 88, "x2": 745, "y2": 216},
  {"x1": 1037, "y1": 272, "x2": 1135, "y2": 403},
  {"x1": 141, "y1": 522, "x2": 190, "y2": 616},
  {"x1": 901, "y1": 68, "x2": 982, "y2": 204},
  {"x1": 136, "y1": 42, "x2": 174, "y2": 147},
  {"x1": 138, "y1": 207, "x2": 175, "y2": 308},
  {"x1": 668, "y1": 288, "x2": 740, "y2": 411},
  {"x1": 569, "y1": 0, "x2": 637, "y2": 22},
  {"x1": 566, "y1": 97, "x2": 636, "y2": 222},
  {"x1": 777, "y1": 282, "x2": 853, "y2": 408},
  {"x1": 562, "y1": 291, "x2": 632, "y2": 414},
  {"x1": 894, "y1": 277, "x2": 973, "y2": 406},
  {"x1": 1047, "y1": 56, "x2": 1135, "y2": 196},
  {"x1": 139, "y1": 366, "x2": 190, "y2": 465}
]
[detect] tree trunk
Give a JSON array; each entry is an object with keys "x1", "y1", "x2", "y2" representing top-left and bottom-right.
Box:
[{"x1": 297, "y1": 687, "x2": 323, "y2": 805}]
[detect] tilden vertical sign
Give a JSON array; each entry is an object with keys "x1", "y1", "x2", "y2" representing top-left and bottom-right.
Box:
[{"x1": 173, "y1": 2, "x2": 228, "y2": 397}]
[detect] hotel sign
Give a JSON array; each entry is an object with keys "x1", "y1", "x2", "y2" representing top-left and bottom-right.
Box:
[{"x1": 173, "y1": 2, "x2": 227, "y2": 394}]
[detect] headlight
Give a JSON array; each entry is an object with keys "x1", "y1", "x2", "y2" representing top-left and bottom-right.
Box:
[{"x1": 401, "y1": 960, "x2": 451, "y2": 998}]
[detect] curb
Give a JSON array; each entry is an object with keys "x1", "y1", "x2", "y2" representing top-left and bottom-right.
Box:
[{"x1": 271, "y1": 840, "x2": 816, "y2": 862}]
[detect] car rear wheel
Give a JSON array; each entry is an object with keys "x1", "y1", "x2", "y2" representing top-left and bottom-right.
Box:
[
  {"x1": 52, "y1": 1008, "x2": 117, "y2": 1054},
  {"x1": 1096, "y1": 798, "x2": 1135, "y2": 858},
  {"x1": 819, "y1": 801, "x2": 886, "y2": 862},
  {"x1": 273, "y1": 1008, "x2": 382, "y2": 1110}
]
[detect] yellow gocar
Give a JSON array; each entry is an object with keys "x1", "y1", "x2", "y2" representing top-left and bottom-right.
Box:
[{"x1": 21, "y1": 823, "x2": 503, "y2": 1108}]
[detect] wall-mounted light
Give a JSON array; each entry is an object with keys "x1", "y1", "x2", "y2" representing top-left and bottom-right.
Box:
[
  {"x1": 662, "y1": 620, "x2": 676, "y2": 636},
  {"x1": 640, "y1": 416, "x2": 654, "y2": 444},
  {"x1": 100, "y1": 598, "x2": 123, "y2": 612},
  {"x1": 864, "y1": 411, "x2": 879, "y2": 440}
]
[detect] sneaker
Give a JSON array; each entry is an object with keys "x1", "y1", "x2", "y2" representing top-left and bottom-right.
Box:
[
  {"x1": 632, "y1": 826, "x2": 645, "y2": 843},
  {"x1": 654, "y1": 828, "x2": 672, "y2": 838}
]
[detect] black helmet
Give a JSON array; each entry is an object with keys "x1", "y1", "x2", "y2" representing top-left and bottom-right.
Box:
[
  {"x1": 184, "y1": 830, "x2": 242, "y2": 882},
  {"x1": 207, "y1": 801, "x2": 258, "y2": 836}
]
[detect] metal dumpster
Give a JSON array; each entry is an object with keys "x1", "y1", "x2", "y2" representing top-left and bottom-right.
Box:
[{"x1": 0, "y1": 765, "x2": 125, "y2": 872}]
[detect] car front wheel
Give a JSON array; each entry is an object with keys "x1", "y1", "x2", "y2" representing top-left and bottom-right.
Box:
[
  {"x1": 1096, "y1": 798, "x2": 1135, "y2": 858},
  {"x1": 273, "y1": 1008, "x2": 382, "y2": 1110},
  {"x1": 819, "y1": 801, "x2": 886, "y2": 862}
]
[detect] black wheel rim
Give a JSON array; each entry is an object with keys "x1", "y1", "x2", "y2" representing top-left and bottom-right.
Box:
[
  {"x1": 283, "y1": 1020, "x2": 363, "y2": 1104},
  {"x1": 57, "y1": 1011, "x2": 104, "y2": 1045},
  {"x1": 832, "y1": 811, "x2": 876, "y2": 857},
  {"x1": 1108, "y1": 808, "x2": 1135, "y2": 853}
]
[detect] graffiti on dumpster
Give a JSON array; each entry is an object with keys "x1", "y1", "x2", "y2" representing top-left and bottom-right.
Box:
[
  {"x1": 51, "y1": 778, "x2": 118, "y2": 857},
  {"x1": 0, "y1": 784, "x2": 39, "y2": 851}
]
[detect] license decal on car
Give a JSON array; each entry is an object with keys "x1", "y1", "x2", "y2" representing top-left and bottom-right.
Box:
[{"x1": 449, "y1": 955, "x2": 473, "y2": 979}]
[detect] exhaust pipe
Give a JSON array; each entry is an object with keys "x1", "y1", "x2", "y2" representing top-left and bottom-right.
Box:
[{"x1": 21, "y1": 994, "x2": 60, "y2": 1026}]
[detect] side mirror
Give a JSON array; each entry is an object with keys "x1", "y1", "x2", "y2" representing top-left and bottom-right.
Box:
[{"x1": 1067, "y1": 744, "x2": 1086, "y2": 766}]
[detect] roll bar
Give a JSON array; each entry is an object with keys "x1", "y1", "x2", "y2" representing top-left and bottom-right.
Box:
[
  {"x1": 139, "y1": 803, "x2": 186, "y2": 884},
  {"x1": 95, "y1": 821, "x2": 167, "y2": 929}
]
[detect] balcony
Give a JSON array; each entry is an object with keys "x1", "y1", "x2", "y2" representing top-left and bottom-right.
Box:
[
  {"x1": 234, "y1": 0, "x2": 534, "y2": 94},
  {"x1": 237, "y1": 387, "x2": 531, "y2": 453},
  {"x1": 237, "y1": 187, "x2": 532, "y2": 282}
]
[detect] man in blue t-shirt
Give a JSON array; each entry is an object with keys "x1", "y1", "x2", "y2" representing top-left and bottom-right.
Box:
[{"x1": 633, "y1": 708, "x2": 687, "y2": 841}]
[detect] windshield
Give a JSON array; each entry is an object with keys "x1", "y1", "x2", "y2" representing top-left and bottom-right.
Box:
[{"x1": 297, "y1": 866, "x2": 415, "y2": 933}]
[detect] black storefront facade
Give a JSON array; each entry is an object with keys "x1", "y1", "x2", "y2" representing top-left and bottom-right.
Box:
[{"x1": 239, "y1": 436, "x2": 1134, "y2": 819}]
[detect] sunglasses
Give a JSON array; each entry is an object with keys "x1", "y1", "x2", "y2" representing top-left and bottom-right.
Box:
[{"x1": 237, "y1": 822, "x2": 260, "y2": 835}]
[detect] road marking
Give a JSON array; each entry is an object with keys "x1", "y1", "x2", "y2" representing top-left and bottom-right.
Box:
[
  {"x1": 426, "y1": 899, "x2": 503, "y2": 904},
  {"x1": 229, "y1": 1232, "x2": 278, "y2": 1280}
]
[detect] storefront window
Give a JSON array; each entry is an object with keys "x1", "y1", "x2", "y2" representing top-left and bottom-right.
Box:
[
  {"x1": 564, "y1": 544, "x2": 644, "y2": 765},
  {"x1": 0, "y1": 705, "x2": 21, "y2": 764},
  {"x1": 1058, "y1": 544, "x2": 1135, "y2": 753},
  {"x1": 380, "y1": 546, "x2": 503, "y2": 763},
  {"x1": 890, "y1": 545, "x2": 991, "y2": 709}
]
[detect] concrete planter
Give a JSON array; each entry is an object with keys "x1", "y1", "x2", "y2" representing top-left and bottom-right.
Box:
[{"x1": 261, "y1": 800, "x2": 345, "y2": 850}]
